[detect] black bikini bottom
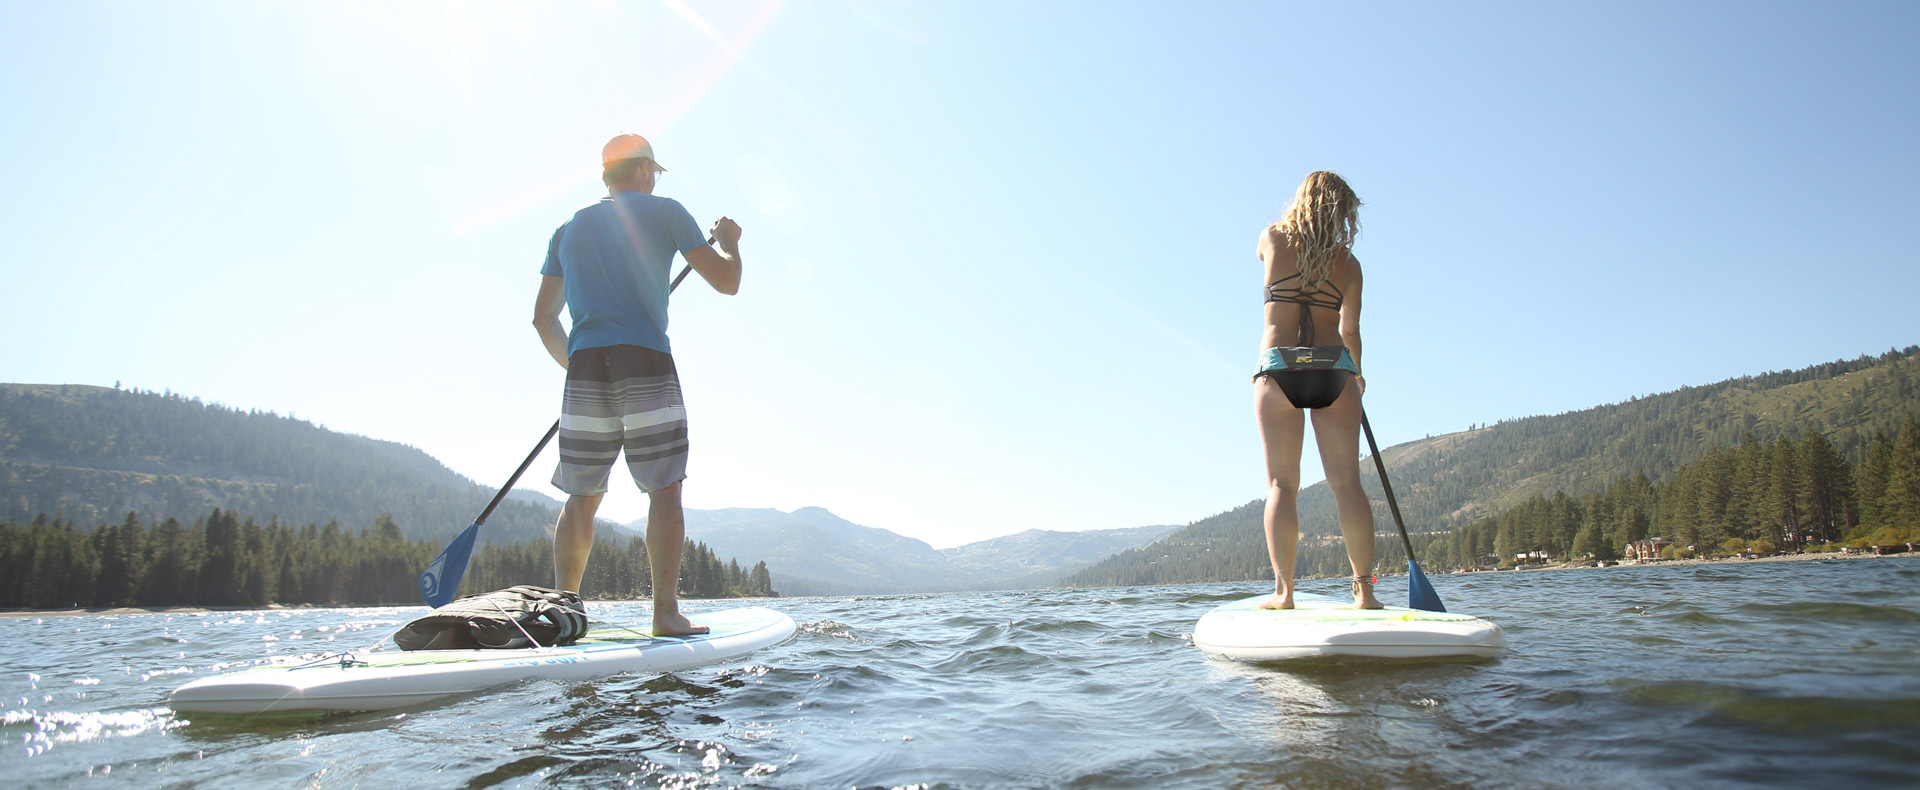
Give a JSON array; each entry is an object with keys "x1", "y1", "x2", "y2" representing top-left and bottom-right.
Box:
[{"x1": 1256, "y1": 369, "x2": 1349, "y2": 410}]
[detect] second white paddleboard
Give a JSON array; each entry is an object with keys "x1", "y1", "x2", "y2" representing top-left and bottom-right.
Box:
[{"x1": 1194, "y1": 593, "x2": 1504, "y2": 662}]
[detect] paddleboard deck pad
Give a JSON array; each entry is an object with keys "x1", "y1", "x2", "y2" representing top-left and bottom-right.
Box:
[
  {"x1": 1194, "y1": 593, "x2": 1504, "y2": 662},
  {"x1": 170, "y1": 606, "x2": 796, "y2": 714}
]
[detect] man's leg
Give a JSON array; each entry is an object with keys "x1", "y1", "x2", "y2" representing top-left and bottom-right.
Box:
[
  {"x1": 645, "y1": 481, "x2": 708, "y2": 636},
  {"x1": 554, "y1": 493, "x2": 604, "y2": 594},
  {"x1": 552, "y1": 345, "x2": 615, "y2": 597}
]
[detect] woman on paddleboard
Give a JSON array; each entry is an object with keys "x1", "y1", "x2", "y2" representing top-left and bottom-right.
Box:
[{"x1": 1252, "y1": 170, "x2": 1382, "y2": 610}]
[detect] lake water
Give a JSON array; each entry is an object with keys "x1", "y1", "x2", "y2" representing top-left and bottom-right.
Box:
[{"x1": 4, "y1": 557, "x2": 1918, "y2": 789}]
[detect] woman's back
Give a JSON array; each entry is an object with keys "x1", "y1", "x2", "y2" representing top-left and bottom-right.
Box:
[{"x1": 1260, "y1": 227, "x2": 1360, "y2": 351}]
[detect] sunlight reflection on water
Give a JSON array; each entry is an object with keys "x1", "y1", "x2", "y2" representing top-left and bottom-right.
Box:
[{"x1": 0, "y1": 558, "x2": 1915, "y2": 788}]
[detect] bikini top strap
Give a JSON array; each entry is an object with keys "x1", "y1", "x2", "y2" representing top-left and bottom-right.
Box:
[{"x1": 1264, "y1": 273, "x2": 1343, "y2": 346}]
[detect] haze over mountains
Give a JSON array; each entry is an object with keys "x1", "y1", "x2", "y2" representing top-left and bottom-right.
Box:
[
  {"x1": 621, "y1": 507, "x2": 1177, "y2": 595},
  {"x1": 5, "y1": 345, "x2": 1915, "y2": 594},
  {"x1": 0, "y1": 384, "x2": 1173, "y2": 594}
]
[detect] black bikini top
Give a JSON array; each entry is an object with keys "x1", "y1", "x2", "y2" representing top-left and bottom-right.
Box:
[{"x1": 1264, "y1": 272, "x2": 1343, "y2": 346}]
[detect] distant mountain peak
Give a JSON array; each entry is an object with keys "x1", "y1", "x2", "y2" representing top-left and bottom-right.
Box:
[
  {"x1": 625, "y1": 506, "x2": 1178, "y2": 595},
  {"x1": 628, "y1": 504, "x2": 847, "y2": 530}
]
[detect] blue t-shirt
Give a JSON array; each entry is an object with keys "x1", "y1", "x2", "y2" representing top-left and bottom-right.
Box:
[{"x1": 541, "y1": 191, "x2": 706, "y2": 356}]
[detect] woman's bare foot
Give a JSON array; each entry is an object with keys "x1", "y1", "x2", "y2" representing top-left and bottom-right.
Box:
[
  {"x1": 1352, "y1": 576, "x2": 1384, "y2": 609},
  {"x1": 652, "y1": 611, "x2": 710, "y2": 637},
  {"x1": 1258, "y1": 593, "x2": 1294, "y2": 610},
  {"x1": 1258, "y1": 580, "x2": 1295, "y2": 610}
]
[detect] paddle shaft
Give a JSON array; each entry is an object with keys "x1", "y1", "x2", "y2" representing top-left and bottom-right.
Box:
[
  {"x1": 1360, "y1": 410, "x2": 1421, "y2": 565},
  {"x1": 471, "y1": 422, "x2": 558, "y2": 527},
  {"x1": 474, "y1": 256, "x2": 702, "y2": 527}
]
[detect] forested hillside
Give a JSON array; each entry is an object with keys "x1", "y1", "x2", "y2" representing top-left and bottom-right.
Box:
[
  {"x1": 0, "y1": 384, "x2": 561, "y2": 545},
  {"x1": 1424, "y1": 415, "x2": 1918, "y2": 570},
  {"x1": 1063, "y1": 347, "x2": 1920, "y2": 586},
  {"x1": 0, "y1": 508, "x2": 774, "y2": 609}
]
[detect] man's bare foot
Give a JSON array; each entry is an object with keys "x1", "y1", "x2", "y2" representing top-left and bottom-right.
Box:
[
  {"x1": 1353, "y1": 577, "x2": 1384, "y2": 609},
  {"x1": 652, "y1": 611, "x2": 710, "y2": 637}
]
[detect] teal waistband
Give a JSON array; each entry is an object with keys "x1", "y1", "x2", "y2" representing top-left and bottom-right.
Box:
[{"x1": 1256, "y1": 346, "x2": 1359, "y2": 377}]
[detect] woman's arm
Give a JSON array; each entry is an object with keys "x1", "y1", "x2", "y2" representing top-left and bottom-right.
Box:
[{"x1": 1341, "y1": 258, "x2": 1364, "y2": 388}]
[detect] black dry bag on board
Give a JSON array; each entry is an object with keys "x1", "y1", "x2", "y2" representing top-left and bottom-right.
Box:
[{"x1": 393, "y1": 585, "x2": 589, "y2": 651}]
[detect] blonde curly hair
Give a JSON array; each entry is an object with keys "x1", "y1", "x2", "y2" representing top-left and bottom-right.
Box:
[{"x1": 1274, "y1": 171, "x2": 1362, "y2": 287}]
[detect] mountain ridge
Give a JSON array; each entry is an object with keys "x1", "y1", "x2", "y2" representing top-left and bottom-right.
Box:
[
  {"x1": 0, "y1": 385, "x2": 1175, "y2": 593},
  {"x1": 1065, "y1": 345, "x2": 1920, "y2": 587},
  {"x1": 0, "y1": 384, "x2": 564, "y2": 546},
  {"x1": 630, "y1": 506, "x2": 1177, "y2": 595}
]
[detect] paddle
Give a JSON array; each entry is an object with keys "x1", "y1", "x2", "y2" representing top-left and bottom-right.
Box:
[
  {"x1": 419, "y1": 421, "x2": 557, "y2": 607},
  {"x1": 1359, "y1": 409, "x2": 1447, "y2": 612},
  {"x1": 419, "y1": 257, "x2": 704, "y2": 607}
]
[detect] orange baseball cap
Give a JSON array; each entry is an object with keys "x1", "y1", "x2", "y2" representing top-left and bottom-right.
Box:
[{"x1": 601, "y1": 133, "x2": 664, "y2": 170}]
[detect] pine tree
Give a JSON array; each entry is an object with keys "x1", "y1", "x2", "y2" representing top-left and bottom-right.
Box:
[
  {"x1": 749, "y1": 561, "x2": 774, "y2": 596},
  {"x1": 1728, "y1": 435, "x2": 1767, "y2": 540},
  {"x1": 198, "y1": 509, "x2": 243, "y2": 605},
  {"x1": 1884, "y1": 414, "x2": 1920, "y2": 528},
  {"x1": 140, "y1": 517, "x2": 191, "y2": 605},
  {"x1": 241, "y1": 517, "x2": 271, "y2": 605},
  {"x1": 1797, "y1": 432, "x2": 1852, "y2": 545},
  {"x1": 92, "y1": 512, "x2": 146, "y2": 607},
  {"x1": 1854, "y1": 433, "x2": 1894, "y2": 533},
  {"x1": 1766, "y1": 438, "x2": 1804, "y2": 550}
]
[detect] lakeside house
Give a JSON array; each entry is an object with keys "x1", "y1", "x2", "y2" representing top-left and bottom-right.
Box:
[{"x1": 1626, "y1": 537, "x2": 1675, "y2": 561}]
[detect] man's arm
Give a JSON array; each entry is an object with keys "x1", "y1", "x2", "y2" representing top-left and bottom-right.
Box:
[
  {"x1": 533, "y1": 274, "x2": 570, "y2": 369},
  {"x1": 683, "y1": 217, "x2": 743, "y2": 295}
]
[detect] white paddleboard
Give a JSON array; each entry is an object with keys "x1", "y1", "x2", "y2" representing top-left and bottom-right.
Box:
[
  {"x1": 169, "y1": 606, "x2": 796, "y2": 714},
  {"x1": 1194, "y1": 593, "x2": 1504, "y2": 661}
]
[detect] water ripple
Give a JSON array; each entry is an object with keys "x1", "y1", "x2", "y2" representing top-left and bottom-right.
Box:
[{"x1": 0, "y1": 557, "x2": 1915, "y2": 788}]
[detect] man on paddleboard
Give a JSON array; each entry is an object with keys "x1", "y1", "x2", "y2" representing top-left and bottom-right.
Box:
[{"x1": 532, "y1": 133, "x2": 742, "y2": 636}]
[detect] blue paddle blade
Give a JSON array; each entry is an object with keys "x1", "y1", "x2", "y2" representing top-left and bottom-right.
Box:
[
  {"x1": 419, "y1": 521, "x2": 479, "y2": 608},
  {"x1": 1407, "y1": 559, "x2": 1446, "y2": 613}
]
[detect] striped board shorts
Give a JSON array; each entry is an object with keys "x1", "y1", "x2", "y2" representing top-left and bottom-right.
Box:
[{"x1": 552, "y1": 344, "x2": 690, "y2": 495}]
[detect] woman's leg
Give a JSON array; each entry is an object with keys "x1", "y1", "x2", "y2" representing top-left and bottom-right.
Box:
[
  {"x1": 1310, "y1": 374, "x2": 1382, "y2": 608},
  {"x1": 1255, "y1": 377, "x2": 1306, "y2": 609}
]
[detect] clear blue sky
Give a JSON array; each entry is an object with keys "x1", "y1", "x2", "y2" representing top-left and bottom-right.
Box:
[{"x1": 3, "y1": 2, "x2": 1916, "y2": 547}]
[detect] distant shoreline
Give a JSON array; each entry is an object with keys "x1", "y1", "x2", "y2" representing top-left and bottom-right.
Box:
[
  {"x1": 4, "y1": 552, "x2": 1907, "y2": 617},
  {"x1": 1456, "y1": 549, "x2": 1903, "y2": 574},
  {"x1": 0, "y1": 596, "x2": 767, "y2": 619}
]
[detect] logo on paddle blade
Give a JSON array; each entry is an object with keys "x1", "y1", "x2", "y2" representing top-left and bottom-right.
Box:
[{"x1": 421, "y1": 555, "x2": 446, "y2": 599}]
